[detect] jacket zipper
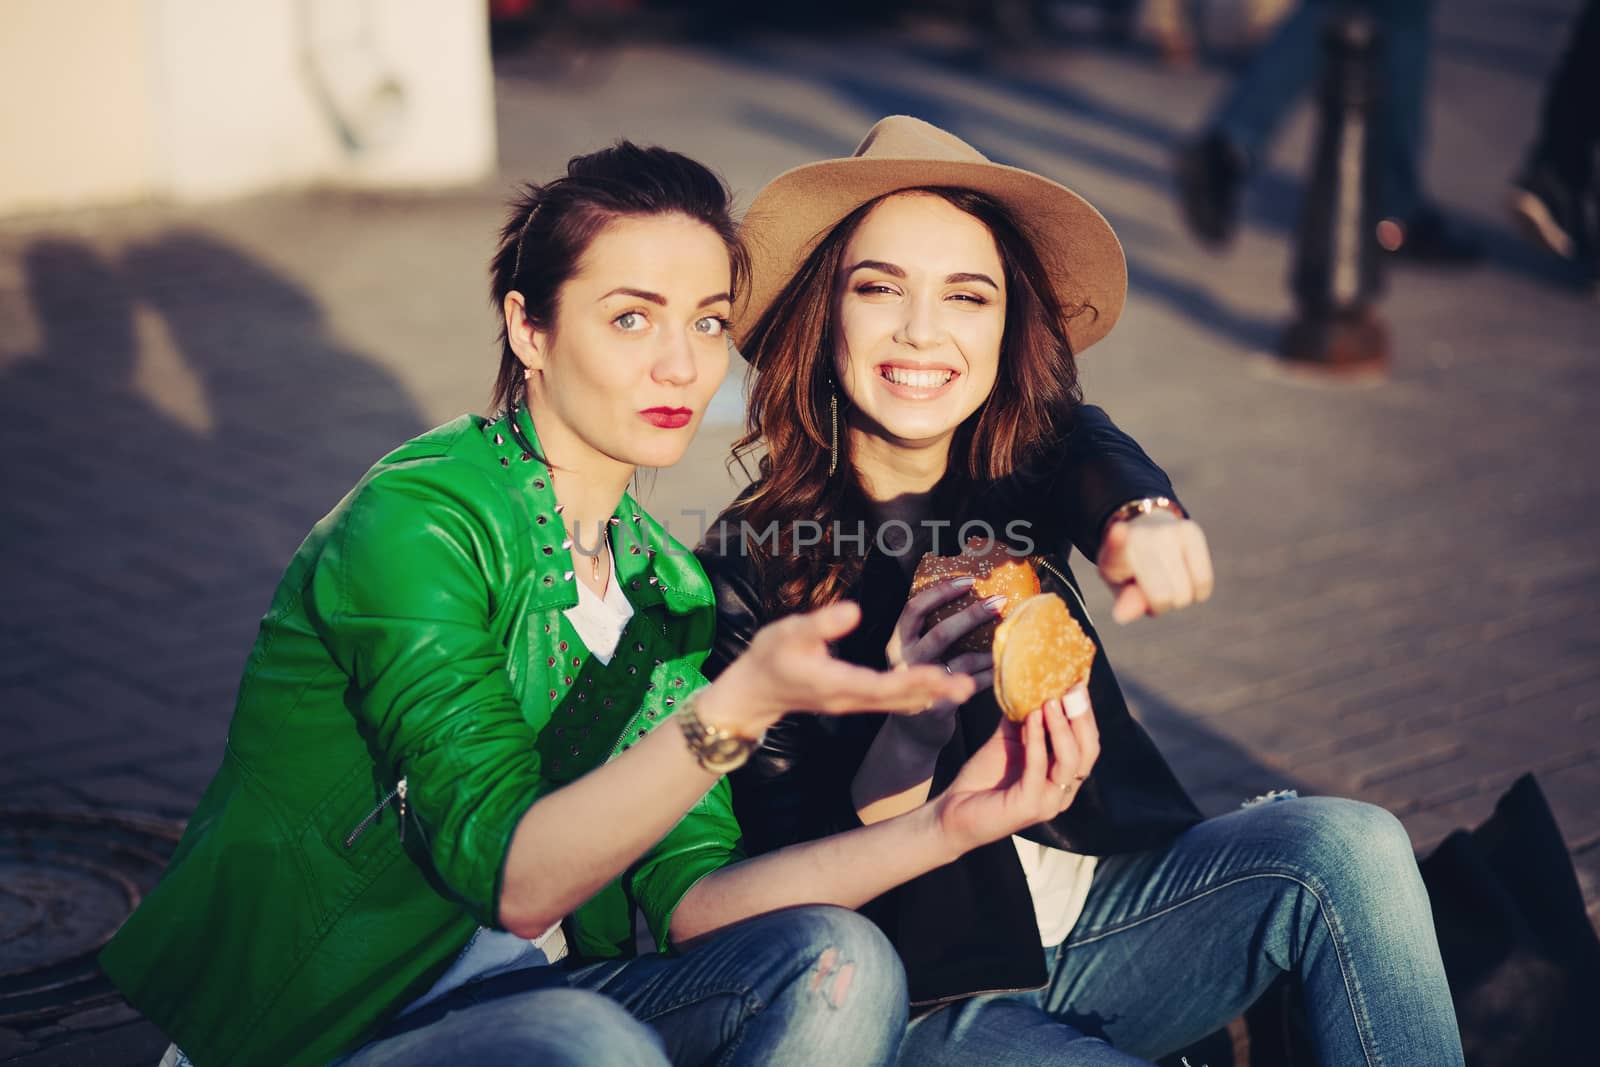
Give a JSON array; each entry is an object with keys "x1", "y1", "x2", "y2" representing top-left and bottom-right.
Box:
[
  {"x1": 344, "y1": 775, "x2": 407, "y2": 848},
  {"x1": 1035, "y1": 556, "x2": 1095, "y2": 627}
]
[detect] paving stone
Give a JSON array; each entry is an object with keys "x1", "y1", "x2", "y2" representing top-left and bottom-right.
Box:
[
  {"x1": 55, "y1": 1003, "x2": 143, "y2": 1032},
  {"x1": 4, "y1": 1020, "x2": 168, "y2": 1067},
  {"x1": 0, "y1": 1027, "x2": 39, "y2": 1059},
  {"x1": 1536, "y1": 760, "x2": 1600, "y2": 850},
  {"x1": 63, "y1": 771, "x2": 203, "y2": 817}
]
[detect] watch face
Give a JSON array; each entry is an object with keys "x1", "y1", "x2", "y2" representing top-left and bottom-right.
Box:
[
  {"x1": 696, "y1": 733, "x2": 755, "y2": 772},
  {"x1": 679, "y1": 704, "x2": 757, "y2": 773},
  {"x1": 708, "y1": 736, "x2": 750, "y2": 763}
]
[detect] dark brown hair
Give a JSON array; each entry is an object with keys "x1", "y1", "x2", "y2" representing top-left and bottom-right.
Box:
[
  {"x1": 489, "y1": 141, "x2": 748, "y2": 413},
  {"x1": 726, "y1": 187, "x2": 1087, "y2": 615}
]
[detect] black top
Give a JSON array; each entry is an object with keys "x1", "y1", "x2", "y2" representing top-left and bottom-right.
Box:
[{"x1": 696, "y1": 405, "x2": 1203, "y2": 1006}]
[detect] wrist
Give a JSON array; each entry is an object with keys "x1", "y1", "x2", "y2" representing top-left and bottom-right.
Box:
[
  {"x1": 1099, "y1": 497, "x2": 1185, "y2": 559},
  {"x1": 1103, "y1": 496, "x2": 1184, "y2": 535},
  {"x1": 922, "y1": 794, "x2": 969, "y2": 865},
  {"x1": 881, "y1": 711, "x2": 955, "y2": 757},
  {"x1": 677, "y1": 686, "x2": 766, "y2": 776},
  {"x1": 694, "y1": 668, "x2": 776, "y2": 739}
]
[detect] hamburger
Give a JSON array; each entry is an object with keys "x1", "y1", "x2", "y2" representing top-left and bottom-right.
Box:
[
  {"x1": 909, "y1": 537, "x2": 1041, "y2": 656},
  {"x1": 992, "y1": 593, "x2": 1096, "y2": 722}
]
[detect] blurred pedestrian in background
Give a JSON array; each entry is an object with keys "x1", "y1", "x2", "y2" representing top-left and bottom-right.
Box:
[
  {"x1": 1509, "y1": 0, "x2": 1599, "y2": 284},
  {"x1": 1176, "y1": 0, "x2": 1482, "y2": 264},
  {"x1": 1133, "y1": 0, "x2": 1293, "y2": 70}
]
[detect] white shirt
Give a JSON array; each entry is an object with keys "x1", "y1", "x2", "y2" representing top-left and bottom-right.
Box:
[
  {"x1": 1012, "y1": 837, "x2": 1098, "y2": 948},
  {"x1": 562, "y1": 549, "x2": 635, "y2": 666}
]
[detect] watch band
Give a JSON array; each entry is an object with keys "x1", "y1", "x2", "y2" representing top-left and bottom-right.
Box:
[
  {"x1": 676, "y1": 688, "x2": 763, "y2": 775},
  {"x1": 1104, "y1": 495, "x2": 1184, "y2": 533}
]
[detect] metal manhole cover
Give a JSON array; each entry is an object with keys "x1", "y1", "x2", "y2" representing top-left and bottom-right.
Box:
[{"x1": 0, "y1": 808, "x2": 183, "y2": 1027}]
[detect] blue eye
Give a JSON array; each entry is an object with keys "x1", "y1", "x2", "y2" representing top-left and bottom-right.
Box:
[
  {"x1": 694, "y1": 316, "x2": 729, "y2": 337},
  {"x1": 614, "y1": 311, "x2": 646, "y2": 332}
]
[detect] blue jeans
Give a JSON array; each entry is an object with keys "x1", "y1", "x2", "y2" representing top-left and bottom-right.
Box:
[
  {"x1": 899, "y1": 797, "x2": 1465, "y2": 1066},
  {"x1": 340, "y1": 905, "x2": 909, "y2": 1066},
  {"x1": 1212, "y1": 0, "x2": 1433, "y2": 223}
]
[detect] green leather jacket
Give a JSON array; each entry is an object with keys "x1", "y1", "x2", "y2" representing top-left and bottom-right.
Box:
[{"x1": 99, "y1": 407, "x2": 742, "y2": 1067}]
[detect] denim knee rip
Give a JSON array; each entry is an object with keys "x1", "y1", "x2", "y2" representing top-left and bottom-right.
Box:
[{"x1": 808, "y1": 947, "x2": 857, "y2": 1009}]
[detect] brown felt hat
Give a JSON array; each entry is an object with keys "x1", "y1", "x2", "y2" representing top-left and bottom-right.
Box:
[{"x1": 735, "y1": 115, "x2": 1127, "y2": 356}]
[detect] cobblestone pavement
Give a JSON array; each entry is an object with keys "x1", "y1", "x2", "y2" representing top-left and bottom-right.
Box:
[{"x1": 2, "y1": 1, "x2": 1596, "y2": 1061}]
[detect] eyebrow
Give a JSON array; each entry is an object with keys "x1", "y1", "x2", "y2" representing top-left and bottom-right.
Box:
[
  {"x1": 843, "y1": 261, "x2": 999, "y2": 290},
  {"x1": 844, "y1": 259, "x2": 906, "y2": 279},
  {"x1": 598, "y1": 287, "x2": 732, "y2": 308}
]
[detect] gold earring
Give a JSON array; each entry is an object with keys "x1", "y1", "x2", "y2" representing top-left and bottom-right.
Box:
[{"x1": 828, "y1": 386, "x2": 839, "y2": 477}]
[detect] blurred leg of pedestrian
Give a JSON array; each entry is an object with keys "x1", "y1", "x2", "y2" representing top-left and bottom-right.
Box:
[
  {"x1": 1509, "y1": 0, "x2": 1600, "y2": 277},
  {"x1": 1175, "y1": 0, "x2": 1319, "y2": 246},
  {"x1": 1176, "y1": 0, "x2": 1481, "y2": 262},
  {"x1": 1369, "y1": 0, "x2": 1479, "y2": 262},
  {"x1": 1137, "y1": 0, "x2": 1198, "y2": 70}
]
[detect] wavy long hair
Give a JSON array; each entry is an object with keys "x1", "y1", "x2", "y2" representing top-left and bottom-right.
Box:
[{"x1": 726, "y1": 187, "x2": 1091, "y2": 616}]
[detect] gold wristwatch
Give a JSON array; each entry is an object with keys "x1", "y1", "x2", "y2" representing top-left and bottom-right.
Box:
[
  {"x1": 1104, "y1": 495, "x2": 1184, "y2": 532},
  {"x1": 677, "y1": 688, "x2": 764, "y2": 775}
]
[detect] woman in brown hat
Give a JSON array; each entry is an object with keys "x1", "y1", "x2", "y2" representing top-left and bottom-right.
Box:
[{"x1": 698, "y1": 117, "x2": 1465, "y2": 1065}]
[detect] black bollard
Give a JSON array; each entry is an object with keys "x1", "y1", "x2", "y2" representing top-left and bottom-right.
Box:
[{"x1": 1279, "y1": 10, "x2": 1388, "y2": 372}]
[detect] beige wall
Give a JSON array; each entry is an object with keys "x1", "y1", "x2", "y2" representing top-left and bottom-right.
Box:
[
  {"x1": 1, "y1": 2, "x2": 162, "y2": 212},
  {"x1": 0, "y1": 0, "x2": 496, "y2": 216}
]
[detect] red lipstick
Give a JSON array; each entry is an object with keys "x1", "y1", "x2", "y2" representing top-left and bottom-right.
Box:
[{"x1": 640, "y1": 407, "x2": 693, "y2": 429}]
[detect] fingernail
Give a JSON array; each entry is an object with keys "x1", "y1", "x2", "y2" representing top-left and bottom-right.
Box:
[
  {"x1": 983, "y1": 595, "x2": 1007, "y2": 612},
  {"x1": 951, "y1": 576, "x2": 977, "y2": 589},
  {"x1": 1064, "y1": 685, "x2": 1091, "y2": 719}
]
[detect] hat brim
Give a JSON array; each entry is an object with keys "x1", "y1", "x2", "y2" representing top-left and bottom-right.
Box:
[{"x1": 735, "y1": 156, "x2": 1126, "y2": 356}]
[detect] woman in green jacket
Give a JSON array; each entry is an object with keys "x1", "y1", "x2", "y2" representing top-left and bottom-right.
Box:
[{"x1": 101, "y1": 143, "x2": 1113, "y2": 1067}]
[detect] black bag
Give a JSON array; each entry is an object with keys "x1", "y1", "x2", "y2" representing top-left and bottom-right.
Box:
[
  {"x1": 1419, "y1": 773, "x2": 1600, "y2": 1065},
  {"x1": 1247, "y1": 774, "x2": 1599, "y2": 1066}
]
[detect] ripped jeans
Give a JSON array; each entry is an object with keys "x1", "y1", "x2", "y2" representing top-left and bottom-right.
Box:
[{"x1": 339, "y1": 905, "x2": 909, "y2": 1067}]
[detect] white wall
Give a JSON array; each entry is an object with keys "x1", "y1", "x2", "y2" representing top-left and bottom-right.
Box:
[
  {"x1": 1, "y1": 2, "x2": 162, "y2": 212},
  {"x1": 0, "y1": 0, "x2": 497, "y2": 216}
]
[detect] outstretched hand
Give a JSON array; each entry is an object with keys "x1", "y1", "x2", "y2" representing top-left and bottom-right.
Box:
[
  {"x1": 710, "y1": 601, "x2": 977, "y2": 737},
  {"x1": 1097, "y1": 509, "x2": 1214, "y2": 623}
]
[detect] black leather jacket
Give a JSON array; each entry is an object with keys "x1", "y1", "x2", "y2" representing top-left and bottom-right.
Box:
[{"x1": 696, "y1": 406, "x2": 1203, "y2": 1007}]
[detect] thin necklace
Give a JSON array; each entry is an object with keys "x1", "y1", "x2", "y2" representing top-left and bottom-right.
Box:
[
  {"x1": 504, "y1": 403, "x2": 610, "y2": 596},
  {"x1": 589, "y1": 526, "x2": 610, "y2": 597}
]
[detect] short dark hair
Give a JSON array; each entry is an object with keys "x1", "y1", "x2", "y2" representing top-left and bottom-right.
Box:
[{"x1": 489, "y1": 141, "x2": 747, "y2": 412}]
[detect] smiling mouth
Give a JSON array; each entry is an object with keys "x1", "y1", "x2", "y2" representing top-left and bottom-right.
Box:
[{"x1": 879, "y1": 366, "x2": 957, "y2": 389}]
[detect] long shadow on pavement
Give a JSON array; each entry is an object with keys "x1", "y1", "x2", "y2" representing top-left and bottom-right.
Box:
[{"x1": 0, "y1": 231, "x2": 427, "y2": 805}]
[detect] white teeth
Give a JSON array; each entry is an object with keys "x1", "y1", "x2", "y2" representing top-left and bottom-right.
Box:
[{"x1": 882, "y1": 367, "x2": 954, "y2": 389}]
